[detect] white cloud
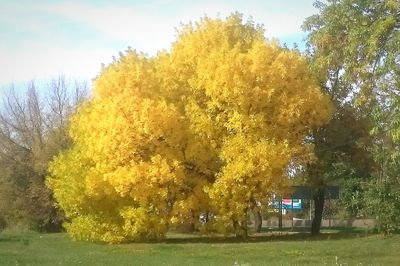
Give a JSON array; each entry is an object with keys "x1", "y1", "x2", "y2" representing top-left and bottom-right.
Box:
[
  {"x1": 41, "y1": 0, "x2": 316, "y2": 51},
  {"x1": 42, "y1": 2, "x2": 178, "y2": 53},
  {"x1": 0, "y1": 0, "x2": 317, "y2": 87},
  {"x1": 0, "y1": 43, "x2": 115, "y2": 86}
]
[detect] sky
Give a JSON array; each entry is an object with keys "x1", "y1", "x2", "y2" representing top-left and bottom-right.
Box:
[{"x1": 0, "y1": 0, "x2": 318, "y2": 89}]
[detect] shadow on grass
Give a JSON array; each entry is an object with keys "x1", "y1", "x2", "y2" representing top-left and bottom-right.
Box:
[
  {"x1": 261, "y1": 226, "x2": 370, "y2": 234},
  {"x1": 0, "y1": 227, "x2": 386, "y2": 245},
  {"x1": 0, "y1": 233, "x2": 33, "y2": 244},
  {"x1": 155, "y1": 227, "x2": 375, "y2": 244},
  {"x1": 0, "y1": 236, "x2": 19, "y2": 243}
]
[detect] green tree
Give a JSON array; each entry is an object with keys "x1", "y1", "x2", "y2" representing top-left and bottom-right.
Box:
[
  {"x1": 302, "y1": 0, "x2": 399, "y2": 234},
  {"x1": 364, "y1": 95, "x2": 400, "y2": 234}
]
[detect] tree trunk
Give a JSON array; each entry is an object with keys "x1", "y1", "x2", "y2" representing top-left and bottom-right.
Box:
[
  {"x1": 311, "y1": 189, "x2": 325, "y2": 235},
  {"x1": 189, "y1": 209, "x2": 195, "y2": 232},
  {"x1": 249, "y1": 198, "x2": 262, "y2": 233},
  {"x1": 253, "y1": 209, "x2": 262, "y2": 233},
  {"x1": 234, "y1": 208, "x2": 248, "y2": 239}
]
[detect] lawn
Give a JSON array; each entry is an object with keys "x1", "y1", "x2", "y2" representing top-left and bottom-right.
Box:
[{"x1": 0, "y1": 229, "x2": 399, "y2": 266}]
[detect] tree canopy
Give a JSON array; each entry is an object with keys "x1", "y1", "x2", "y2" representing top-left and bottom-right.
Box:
[
  {"x1": 303, "y1": 0, "x2": 399, "y2": 234},
  {"x1": 47, "y1": 14, "x2": 332, "y2": 243}
]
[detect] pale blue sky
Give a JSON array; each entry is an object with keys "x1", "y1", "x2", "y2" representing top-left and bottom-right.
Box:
[{"x1": 0, "y1": 0, "x2": 317, "y2": 88}]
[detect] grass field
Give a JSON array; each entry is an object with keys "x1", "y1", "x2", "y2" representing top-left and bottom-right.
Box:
[{"x1": 0, "y1": 229, "x2": 399, "y2": 266}]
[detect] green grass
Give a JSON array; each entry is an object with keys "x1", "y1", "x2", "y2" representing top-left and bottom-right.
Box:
[{"x1": 0, "y1": 229, "x2": 399, "y2": 265}]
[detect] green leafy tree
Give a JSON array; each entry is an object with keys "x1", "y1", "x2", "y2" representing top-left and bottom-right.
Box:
[
  {"x1": 364, "y1": 95, "x2": 400, "y2": 234},
  {"x1": 303, "y1": 0, "x2": 399, "y2": 234},
  {"x1": 340, "y1": 178, "x2": 365, "y2": 217}
]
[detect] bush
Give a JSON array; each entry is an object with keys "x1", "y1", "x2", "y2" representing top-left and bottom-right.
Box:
[
  {"x1": 340, "y1": 178, "x2": 365, "y2": 218},
  {"x1": 364, "y1": 179, "x2": 400, "y2": 235}
]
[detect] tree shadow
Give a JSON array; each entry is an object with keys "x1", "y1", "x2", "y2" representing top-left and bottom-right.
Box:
[
  {"x1": 154, "y1": 227, "x2": 375, "y2": 244},
  {"x1": 0, "y1": 233, "x2": 33, "y2": 244}
]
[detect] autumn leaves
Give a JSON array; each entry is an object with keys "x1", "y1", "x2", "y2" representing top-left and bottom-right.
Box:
[{"x1": 47, "y1": 14, "x2": 332, "y2": 242}]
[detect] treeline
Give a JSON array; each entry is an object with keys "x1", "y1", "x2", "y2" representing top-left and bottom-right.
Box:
[{"x1": 0, "y1": 77, "x2": 88, "y2": 231}]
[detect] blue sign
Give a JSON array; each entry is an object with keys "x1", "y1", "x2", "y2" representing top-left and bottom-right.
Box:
[{"x1": 270, "y1": 199, "x2": 302, "y2": 210}]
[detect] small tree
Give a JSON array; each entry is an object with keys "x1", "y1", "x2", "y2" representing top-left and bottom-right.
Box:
[
  {"x1": 364, "y1": 180, "x2": 400, "y2": 235},
  {"x1": 0, "y1": 77, "x2": 88, "y2": 231}
]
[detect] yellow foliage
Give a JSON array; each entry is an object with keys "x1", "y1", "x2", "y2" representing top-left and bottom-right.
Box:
[{"x1": 47, "y1": 14, "x2": 332, "y2": 242}]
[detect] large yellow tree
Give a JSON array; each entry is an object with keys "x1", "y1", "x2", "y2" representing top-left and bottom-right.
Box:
[{"x1": 47, "y1": 14, "x2": 332, "y2": 242}]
